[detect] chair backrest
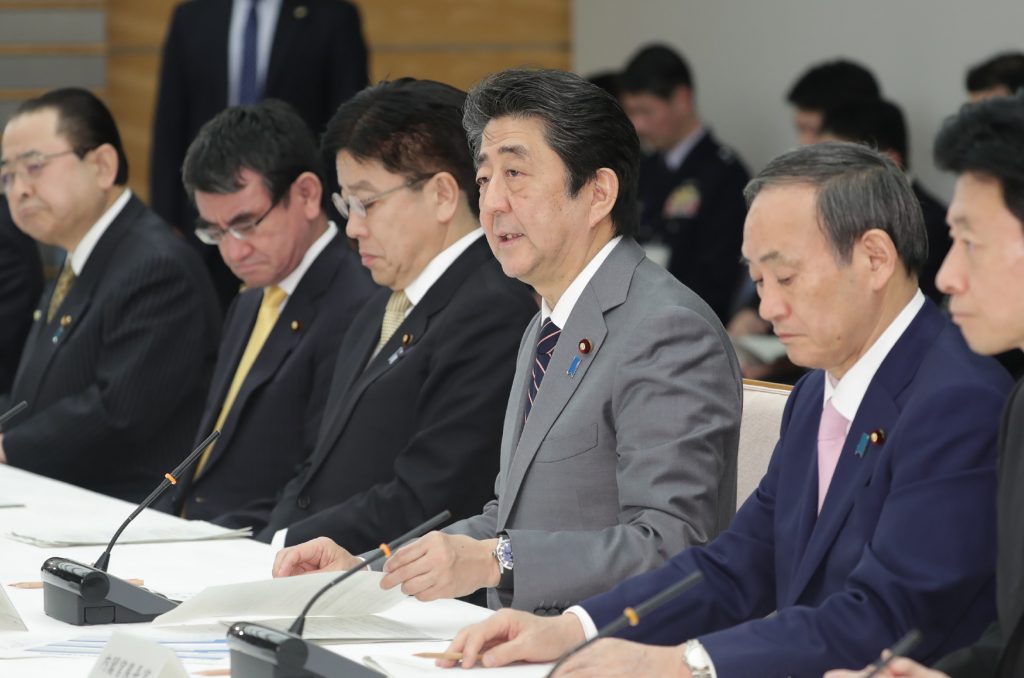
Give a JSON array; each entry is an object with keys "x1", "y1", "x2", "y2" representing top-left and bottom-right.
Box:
[{"x1": 737, "y1": 379, "x2": 792, "y2": 509}]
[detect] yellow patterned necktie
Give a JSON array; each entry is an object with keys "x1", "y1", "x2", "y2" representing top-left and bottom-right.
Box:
[
  {"x1": 47, "y1": 259, "x2": 76, "y2": 323},
  {"x1": 375, "y1": 290, "x2": 411, "y2": 352},
  {"x1": 193, "y1": 285, "x2": 288, "y2": 479}
]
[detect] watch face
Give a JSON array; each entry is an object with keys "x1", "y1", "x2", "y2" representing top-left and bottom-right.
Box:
[{"x1": 497, "y1": 541, "x2": 513, "y2": 569}]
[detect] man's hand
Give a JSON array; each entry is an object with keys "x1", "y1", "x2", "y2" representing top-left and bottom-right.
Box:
[
  {"x1": 272, "y1": 537, "x2": 362, "y2": 577},
  {"x1": 825, "y1": 657, "x2": 950, "y2": 678},
  {"x1": 547, "y1": 638, "x2": 689, "y2": 677},
  {"x1": 0, "y1": 433, "x2": 6, "y2": 463},
  {"x1": 380, "y1": 532, "x2": 497, "y2": 601},
  {"x1": 437, "y1": 609, "x2": 584, "y2": 669}
]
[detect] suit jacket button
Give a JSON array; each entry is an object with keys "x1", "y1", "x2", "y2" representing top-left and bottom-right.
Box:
[
  {"x1": 194, "y1": 496, "x2": 204, "y2": 503},
  {"x1": 297, "y1": 496, "x2": 311, "y2": 509}
]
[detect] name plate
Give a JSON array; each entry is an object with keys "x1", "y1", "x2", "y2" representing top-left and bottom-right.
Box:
[{"x1": 88, "y1": 632, "x2": 189, "y2": 678}]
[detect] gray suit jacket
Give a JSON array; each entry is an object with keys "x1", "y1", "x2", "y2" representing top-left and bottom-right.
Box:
[{"x1": 446, "y1": 238, "x2": 742, "y2": 612}]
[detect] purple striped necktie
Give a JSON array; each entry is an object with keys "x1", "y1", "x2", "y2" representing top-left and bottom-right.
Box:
[{"x1": 525, "y1": 317, "x2": 561, "y2": 420}]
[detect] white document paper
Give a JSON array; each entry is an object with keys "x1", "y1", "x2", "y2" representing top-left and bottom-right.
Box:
[
  {"x1": 6, "y1": 521, "x2": 251, "y2": 547},
  {"x1": 225, "y1": 615, "x2": 442, "y2": 643},
  {"x1": 0, "y1": 584, "x2": 26, "y2": 632},
  {"x1": 153, "y1": 571, "x2": 406, "y2": 626},
  {"x1": 88, "y1": 632, "x2": 189, "y2": 678},
  {"x1": 364, "y1": 654, "x2": 553, "y2": 676}
]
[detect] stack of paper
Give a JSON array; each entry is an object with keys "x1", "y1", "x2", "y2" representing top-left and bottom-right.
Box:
[
  {"x1": 6, "y1": 522, "x2": 251, "y2": 547},
  {"x1": 154, "y1": 571, "x2": 439, "y2": 643}
]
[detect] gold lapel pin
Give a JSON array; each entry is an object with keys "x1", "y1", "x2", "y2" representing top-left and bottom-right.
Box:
[
  {"x1": 33, "y1": 310, "x2": 42, "y2": 321},
  {"x1": 869, "y1": 428, "x2": 886, "y2": 445},
  {"x1": 402, "y1": 333, "x2": 413, "y2": 347},
  {"x1": 294, "y1": 5, "x2": 308, "y2": 19},
  {"x1": 60, "y1": 315, "x2": 72, "y2": 328},
  {"x1": 578, "y1": 338, "x2": 592, "y2": 354},
  {"x1": 290, "y1": 320, "x2": 301, "y2": 331}
]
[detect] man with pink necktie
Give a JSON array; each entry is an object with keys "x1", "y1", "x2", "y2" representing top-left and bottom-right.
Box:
[{"x1": 436, "y1": 141, "x2": 1013, "y2": 678}]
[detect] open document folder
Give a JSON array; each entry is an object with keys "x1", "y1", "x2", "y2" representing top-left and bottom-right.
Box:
[{"x1": 153, "y1": 571, "x2": 440, "y2": 642}]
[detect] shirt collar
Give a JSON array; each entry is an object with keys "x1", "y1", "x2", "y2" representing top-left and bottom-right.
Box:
[
  {"x1": 403, "y1": 228, "x2": 484, "y2": 309},
  {"x1": 823, "y1": 289, "x2": 926, "y2": 421},
  {"x1": 274, "y1": 221, "x2": 338, "y2": 300},
  {"x1": 541, "y1": 235, "x2": 622, "y2": 329},
  {"x1": 663, "y1": 126, "x2": 707, "y2": 172},
  {"x1": 68, "y1": 188, "x2": 132, "y2": 275}
]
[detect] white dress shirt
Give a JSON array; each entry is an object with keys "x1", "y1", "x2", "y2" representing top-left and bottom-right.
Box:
[
  {"x1": 662, "y1": 127, "x2": 707, "y2": 172},
  {"x1": 68, "y1": 188, "x2": 132, "y2": 275},
  {"x1": 274, "y1": 222, "x2": 338, "y2": 311},
  {"x1": 540, "y1": 235, "x2": 622, "y2": 328}
]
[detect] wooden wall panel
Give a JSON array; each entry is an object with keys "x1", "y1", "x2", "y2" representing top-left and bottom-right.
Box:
[{"x1": 372, "y1": 49, "x2": 570, "y2": 90}]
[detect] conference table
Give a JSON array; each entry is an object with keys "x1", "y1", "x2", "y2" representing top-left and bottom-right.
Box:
[{"x1": 0, "y1": 464, "x2": 550, "y2": 676}]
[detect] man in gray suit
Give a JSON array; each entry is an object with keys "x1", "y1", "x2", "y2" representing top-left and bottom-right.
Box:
[{"x1": 273, "y1": 68, "x2": 742, "y2": 613}]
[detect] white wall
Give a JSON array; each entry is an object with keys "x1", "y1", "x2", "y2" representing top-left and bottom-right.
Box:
[{"x1": 573, "y1": 0, "x2": 1024, "y2": 201}]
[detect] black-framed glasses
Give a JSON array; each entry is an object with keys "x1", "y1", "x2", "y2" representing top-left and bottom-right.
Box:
[
  {"x1": 0, "y1": 149, "x2": 79, "y2": 194},
  {"x1": 331, "y1": 176, "x2": 429, "y2": 220},
  {"x1": 194, "y1": 197, "x2": 280, "y2": 245}
]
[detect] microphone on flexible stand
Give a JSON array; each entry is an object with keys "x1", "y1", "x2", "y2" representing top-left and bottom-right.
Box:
[
  {"x1": 227, "y1": 509, "x2": 451, "y2": 678},
  {"x1": 40, "y1": 430, "x2": 219, "y2": 625},
  {"x1": 545, "y1": 570, "x2": 705, "y2": 678}
]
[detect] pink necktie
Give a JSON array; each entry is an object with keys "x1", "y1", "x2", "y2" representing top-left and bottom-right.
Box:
[{"x1": 817, "y1": 399, "x2": 849, "y2": 513}]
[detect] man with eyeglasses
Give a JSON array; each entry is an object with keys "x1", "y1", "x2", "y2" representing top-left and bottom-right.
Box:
[
  {"x1": 153, "y1": 100, "x2": 376, "y2": 523},
  {"x1": 0, "y1": 88, "x2": 220, "y2": 502},
  {"x1": 220, "y1": 80, "x2": 537, "y2": 563}
]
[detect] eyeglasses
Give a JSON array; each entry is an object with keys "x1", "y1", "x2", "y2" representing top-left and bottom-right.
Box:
[
  {"x1": 331, "y1": 177, "x2": 428, "y2": 220},
  {"x1": 194, "y1": 198, "x2": 279, "y2": 245},
  {"x1": 0, "y1": 149, "x2": 79, "y2": 194}
]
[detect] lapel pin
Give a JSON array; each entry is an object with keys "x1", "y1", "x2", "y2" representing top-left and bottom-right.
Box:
[
  {"x1": 869, "y1": 428, "x2": 886, "y2": 445},
  {"x1": 402, "y1": 333, "x2": 413, "y2": 347},
  {"x1": 855, "y1": 433, "x2": 869, "y2": 458},
  {"x1": 567, "y1": 355, "x2": 582, "y2": 378},
  {"x1": 60, "y1": 315, "x2": 72, "y2": 328},
  {"x1": 294, "y1": 5, "x2": 308, "y2": 18},
  {"x1": 578, "y1": 338, "x2": 592, "y2": 354},
  {"x1": 33, "y1": 310, "x2": 42, "y2": 322},
  {"x1": 290, "y1": 320, "x2": 300, "y2": 331},
  {"x1": 388, "y1": 346, "x2": 405, "y2": 366}
]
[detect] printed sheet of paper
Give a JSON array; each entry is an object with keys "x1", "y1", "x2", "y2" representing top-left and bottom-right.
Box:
[
  {"x1": 6, "y1": 521, "x2": 251, "y2": 547},
  {"x1": 223, "y1": 615, "x2": 442, "y2": 643},
  {"x1": 153, "y1": 571, "x2": 405, "y2": 626},
  {"x1": 363, "y1": 654, "x2": 553, "y2": 677},
  {"x1": 0, "y1": 584, "x2": 26, "y2": 632}
]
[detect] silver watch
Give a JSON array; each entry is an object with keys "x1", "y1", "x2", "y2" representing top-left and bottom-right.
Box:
[
  {"x1": 682, "y1": 639, "x2": 712, "y2": 678},
  {"x1": 493, "y1": 533, "x2": 514, "y2": 589}
]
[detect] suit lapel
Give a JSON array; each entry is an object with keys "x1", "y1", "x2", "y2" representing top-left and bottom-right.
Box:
[
  {"x1": 785, "y1": 301, "x2": 945, "y2": 603},
  {"x1": 208, "y1": 0, "x2": 232, "y2": 108},
  {"x1": 497, "y1": 238, "x2": 643, "y2": 528},
  {"x1": 200, "y1": 293, "x2": 259, "y2": 441},
  {"x1": 265, "y1": 0, "x2": 303, "y2": 94}
]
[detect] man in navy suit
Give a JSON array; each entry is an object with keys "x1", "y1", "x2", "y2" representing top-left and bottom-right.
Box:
[
  {"x1": 156, "y1": 100, "x2": 375, "y2": 521},
  {"x1": 439, "y1": 142, "x2": 1012, "y2": 677}
]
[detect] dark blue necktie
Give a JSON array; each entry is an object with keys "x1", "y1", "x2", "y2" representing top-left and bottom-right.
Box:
[
  {"x1": 238, "y1": 0, "x2": 261, "y2": 104},
  {"x1": 526, "y1": 317, "x2": 561, "y2": 420}
]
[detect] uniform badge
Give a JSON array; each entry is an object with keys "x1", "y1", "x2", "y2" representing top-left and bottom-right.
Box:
[{"x1": 663, "y1": 181, "x2": 701, "y2": 219}]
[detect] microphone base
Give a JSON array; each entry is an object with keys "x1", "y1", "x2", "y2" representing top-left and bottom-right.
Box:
[
  {"x1": 41, "y1": 557, "x2": 178, "y2": 625},
  {"x1": 227, "y1": 622, "x2": 382, "y2": 677}
]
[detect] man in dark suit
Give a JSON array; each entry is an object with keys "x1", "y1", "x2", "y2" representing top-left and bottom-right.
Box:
[
  {"x1": 621, "y1": 44, "x2": 750, "y2": 322},
  {"x1": 217, "y1": 79, "x2": 537, "y2": 555},
  {"x1": 154, "y1": 101, "x2": 375, "y2": 521},
  {"x1": 826, "y1": 94, "x2": 1024, "y2": 678},
  {"x1": 787, "y1": 58, "x2": 882, "y2": 145},
  {"x1": 273, "y1": 69, "x2": 742, "y2": 616},
  {"x1": 820, "y1": 99, "x2": 950, "y2": 303},
  {"x1": 439, "y1": 142, "x2": 1011, "y2": 677},
  {"x1": 0, "y1": 88, "x2": 220, "y2": 502},
  {"x1": 966, "y1": 52, "x2": 1024, "y2": 102},
  {"x1": 0, "y1": 197, "x2": 43, "y2": 393},
  {"x1": 151, "y1": 0, "x2": 368, "y2": 309}
]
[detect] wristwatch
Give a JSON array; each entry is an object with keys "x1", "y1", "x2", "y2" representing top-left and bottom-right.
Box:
[
  {"x1": 682, "y1": 639, "x2": 712, "y2": 678},
  {"x1": 492, "y1": 532, "x2": 514, "y2": 589}
]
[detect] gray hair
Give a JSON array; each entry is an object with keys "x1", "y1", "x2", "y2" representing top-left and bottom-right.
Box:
[{"x1": 744, "y1": 141, "x2": 928, "y2": 275}]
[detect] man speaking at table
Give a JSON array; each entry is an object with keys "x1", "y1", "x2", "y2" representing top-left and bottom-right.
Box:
[
  {"x1": 433, "y1": 141, "x2": 1011, "y2": 676},
  {"x1": 274, "y1": 69, "x2": 742, "y2": 615}
]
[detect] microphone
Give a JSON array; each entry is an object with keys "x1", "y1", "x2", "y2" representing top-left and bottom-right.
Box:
[
  {"x1": 227, "y1": 509, "x2": 451, "y2": 678},
  {"x1": 545, "y1": 570, "x2": 704, "y2": 678},
  {"x1": 0, "y1": 400, "x2": 27, "y2": 429},
  {"x1": 40, "y1": 430, "x2": 220, "y2": 625},
  {"x1": 864, "y1": 629, "x2": 923, "y2": 678}
]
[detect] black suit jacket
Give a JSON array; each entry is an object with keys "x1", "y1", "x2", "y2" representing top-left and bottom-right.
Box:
[
  {"x1": 935, "y1": 378, "x2": 1024, "y2": 678},
  {"x1": 2, "y1": 195, "x2": 221, "y2": 502},
  {"x1": 236, "y1": 237, "x2": 537, "y2": 551},
  {"x1": 158, "y1": 233, "x2": 376, "y2": 520},
  {"x1": 0, "y1": 198, "x2": 43, "y2": 394},
  {"x1": 150, "y1": 0, "x2": 368, "y2": 306},
  {"x1": 638, "y1": 130, "x2": 750, "y2": 322},
  {"x1": 913, "y1": 180, "x2": 950, "y2": 304}
]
